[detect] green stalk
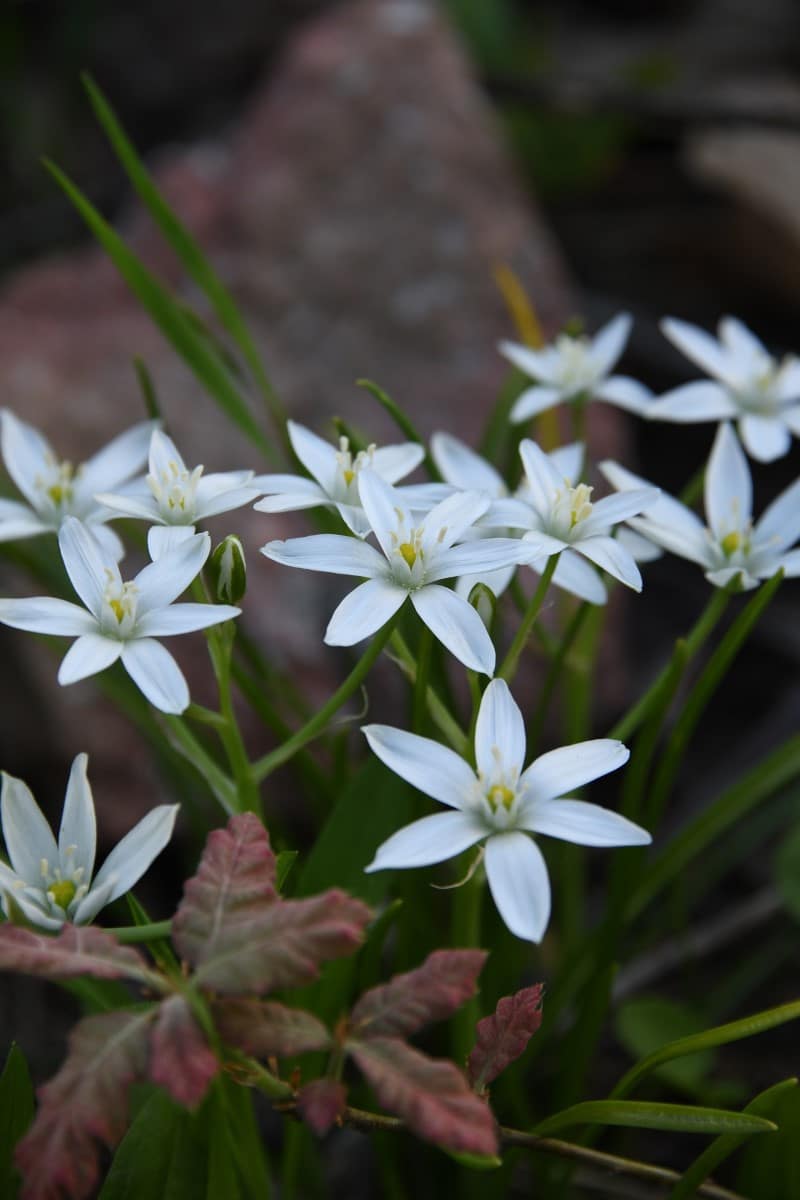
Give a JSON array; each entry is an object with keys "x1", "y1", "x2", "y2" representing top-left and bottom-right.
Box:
[
  {"x1": 527, "y1": 599, "x2": 591, "y2": 754},
  {"x1": 450, "y1": 868, "x2": 484, "y2": 1064},
  {"x1": 411, "y1": 624, "x2": 433, "y2": 734},
  {"x1": 112, "y1": 920, "x2": 172, "y2": 944},
  {"x1": 253, "y1": 619, "x2": 397, "y2": 782},
  {"x1": 388, "y1": 630, "x2": 468, "y2": 753},
  {"x1": 498, "y1": 555, "x2": 559, "y2": 682},
  {"x1": 205, "y1": 620, "x2": 261, "y2": 816}
]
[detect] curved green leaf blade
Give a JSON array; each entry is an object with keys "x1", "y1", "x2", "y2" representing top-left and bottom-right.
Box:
[
  {"x1": 534, "y1": 1099, "x2": 776, "y2": 1138},
  {"x1": 0, "y1": 1046, "x2": 33, "y2": 1200}
]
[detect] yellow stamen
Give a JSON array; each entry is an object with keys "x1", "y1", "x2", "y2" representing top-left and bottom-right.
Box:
[
  {"x1": 109, "y1": 598, "x2": 126, "y2": 623},
  {"x1": 343, "y1": 468, "x2": 355, "y2": 486},
  {"x1": 721, "y1": 530, "x2": 742, "y2": 556},
  {"x1": 48, "y1": 879, "x2": 76, "y2": 911},
  {"x1": 399, "y1": 542, "x2": 417, "y2": 569},
  {"x1": 488, "y1": 785, "x2": 515, "y2": 812}
]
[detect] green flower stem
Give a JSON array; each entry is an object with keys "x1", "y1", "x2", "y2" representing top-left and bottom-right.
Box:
[
  {"x1": 644, "y1": 571, "x2": 783, "y2": 830},
  {"x1": 527, "y1": 600, "x2": 591, "y2": 754},
  {"x1": 357, "y1": 379, "x2": 441, "y2": 480},
  {"x1": 388, "y1": 630, "x2": 469, "y2": 754},
  {"x1": 411, "y1": 624, "x2": 434, "y2": 734},
  {"x1": 450, "y1": 867, "x2": 484, "y2": 1064},
  {"x1": 498, "y1": 555, "x2": 559, "y2": 683},
  {"x1": 111, "y1": 919, "x2": 172, "y2": 944},
  {"x1": 207, "y1": 621, "x2": 262, "y2": 817},
  {"x1": 610, "y1": 586, "x2": 731, "y2": 744},
  {"x1": 253, "y1": 619, "x2": 398, "y2": 783},
  {"x1": 162, "y1": 714, "x2": 238, "y2": 815}
]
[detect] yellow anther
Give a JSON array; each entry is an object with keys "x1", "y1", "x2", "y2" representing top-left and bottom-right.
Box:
[
  {"x1": 109, "y1": 598, "x2": 126, "y2": 623},
  {"x1": 721, "y1": 530, "x2": 742, "y2": 556},
  {"x1": 488, "y1": 784, "x2": 515, "y2": 812},
  {"x1": 48, "y1": 879, "x2": 77, "y2": 911},
  {"x1": 398, "y1": 542, "x2": 417, "y2": 568},
  {"x1": 343, "y1": 468, "x2": 355, "y2": 486}
]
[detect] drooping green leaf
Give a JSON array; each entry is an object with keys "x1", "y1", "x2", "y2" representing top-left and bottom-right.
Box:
[
  {"x1": 670, "y1": 1077, "x2": 797, "y2": 1199},
  {"x1": 533, "y1": 1099, "x2": 776, "y2": 1138},
  {"x1": 615, "y1": 998, "x2": 716, "y2": 1097},
  {"x1": 736, "y1": 1084, "x2": 800, "y2": 1200},
  {"x1": 0, "y1": 1045, "x2": 34, "y2": 1200}
]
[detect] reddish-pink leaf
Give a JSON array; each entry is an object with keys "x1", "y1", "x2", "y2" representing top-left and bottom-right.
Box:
[
  {"x1": 149, "y1": 995, "x2": 218, "y2": 1108},
  {"x1": 215, "y1": 998, "x2": 331, "y2": 1057},
  {"x1": 297, "y1": 1079, "x2": 348, "y2": 1136},
  {"x1": 467, "y1": 984, "x2": 544, "y2": 1094},
  {"x1": 0, "y1": 924, "x2": 152, "y2": 985},
  {"x1": 349, "y1": 1036, "x2": 498, "y2": 1156},
  {"x1": 16, "y1": 1009, "x2": 153, "y2": 1200},
  {"x1": 172, "y1": 812, "x2": 278, "y2": 971},
  {"x1": 189, "y1": 886, "x2": 371, "y2": 995},
  {"x1": 350, "y1": 949, "x2": 487, "y2": 1039}
]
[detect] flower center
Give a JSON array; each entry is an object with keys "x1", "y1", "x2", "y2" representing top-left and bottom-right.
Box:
[
  {"x1": 551, "y1": 481, "x2": 593, "y2": 538},
  {"x1": 487, "y1": 784, "x2": 515, "y2": 813},
  {"x1": 148, "y1": 458, "x2": 203, "y2": 522},
  {"x1": 35, "y1": 457, "x2": 80, "y2": 515},
  {"x1": 335, "y1": 438, "x2": 376, "y2": 497},
  {"x1": 398, "y1": 541, "x2": 417, "y2": 568},
  {"x1": 554, "y1": 334, "x2": 593, "y2": 389},
  {"x1": 102, "y1": 570, "x2": 138, "y2": 636},
  {"x1": 39, "y1": 848, "x2": 87, "y2": 916},
  {"x1": 48, "y1": 879, "x2": 77, "y2": 910}
]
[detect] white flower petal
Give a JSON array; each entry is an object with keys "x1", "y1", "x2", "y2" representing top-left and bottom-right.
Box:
[
  {"x1": 149, "y1": 430, "x2": 187, "y2": 478},
  {"x1": 498, "y1": 340, "x2": 553, "y2": 381},
  {"x1": 58, "y1": 754, "x2": 96, "y2": 883},
  {"x1": 706, "y1": 566, "x2": 755, "y2": 590},
  {"x1": 580, "y1": 487, "x2": 661, "y2": 537},
  {"x1": 370, "y1": 443, "x2": 426, "y2": 483},
  {"x1": 71, "y1": 872, "x2": 118, "y2": 925},
  {"x1": 357, "y1": 469, "x2": 412, "y2": 559},
  {"x1": 0, "y1": 597, "x2": 96, "y2": 636},
  {"x1": 575, "y1": 536, "x2": 642, "y2": 591},
  {"x1": 362, "y1": 725, "x2": 477, "y2": 810},
  {"x1": 661, "y1": 317, "x2": 739, "y2": 386},
  {"x1": 58, "y1": 517, "x2": 109, "y2": 617},
  {"x1": 365, "y1": 811, "x2": 486, "y2": 871},
  {"x1": 58, "y1": 634, "x2": 123, "y2": 685},
  {"x1": 550, "y1": 549, "x2": 607, "y2": 604},
  {"x1": 718, "y1": 316, "x2": 766, "y2": 364},
  {"x1": 474, "y1": 679, "x2": 526, "y2": 780},
  {"x1": 777, "y1": 365, "x2": 800, "y2": 404},
  {"x1": 547, "y1": 442, "x2": 584, "y2": 484},
  {"x1": 262, "y1": 533, "x2": 386, "y2": 577},
  {"x1": 90, "y1": 804, "x2": 179, "y2": 904},
  {"x1": 589, "y1": 312, "x2": 632, "y2": 376},
  {"x1": 134, "y1": 531, "x2": 210, "y2": 610},
  {"x1": 520, "y1": 530, "x2": 569, "y2": 558},
  {"x1": 617, "y1": 527, "x2": 663, "y2": 563},
  {"x1": 485, "y1": 832, "x2": 551, "y2": 943},
  {"x1": 194, "y1": 476, "x2": 259, "y2": 519},
  {"x1": 287, "y1": 421, "x2": 339, "y2": 493},
  {"x1": 89, "y1": 523, "x2": 126, "y2": 563},
  {"x1": 425, "y1": 538, "x2": 525, "y2": 584},
  {"x1": 419, "y1": 489, "x2": 489, "y2": 551},
  {"x1": 324, "y1": 578, "x2": 406, "y2": 645},
  {"x1": 626, "y1": 516, "x2": 712, "y2": 568},
  {"x1": 430, "y1": 432, "x2": 504, "y2": 495},
  {"x1": 649, "y1": 381, "x2": 737, "y2": 422},
  {"x1": 519, "y1": 439, "x2": 565, "y2": 514},
  {"x1": 776, "y1": 549, "x2": 800, "y2": 576},
  {"x1": 137, "y1": 602, "x2": 239, "y2": 638},
  {"x1": 520, "y1": 798, "x2": 650, "y2": 847},
  {"x1": 3, "y1": 888, "x2": 63, "y2": 931},
  {"x1": 705, "y1": 423, "x2": 752, "y2": 540},
  {"x1": 94, "y1": 492, "x2": 161, "y2": 523},
  {"x1": 253, "y1": 474, "x2": 328, "y2": 506},
  {"x1": 595, "y1": 375, "x2": 654, "y2": 415},
  {"x1": 1, "y1": 772, "x2": 59, "y2": 882},
  {"x1": 335, "y1": 503, "x2": 372, "y2": 538},
  {"x1": 147, "y1": 524, "x2": 197, "y2": 561},
  {"x1": 755, "y1": 477, "x2": 800, "y2": 551},
  {"x1": 739, "y1": 414, "x2": 791, "y2": 463},
  {"x1": 410, "y1": 584, "x2": 496, "y2": 675},
  {"x1": 520, "y1": 739, "x2": 629, "y2": 804},
  {"x1": 121, "y1": 639, "x2": 189, "y2": 713},
  {"x1": 80, "y1": 421, "x2": 157, "y2": 493},
  {"x1": 599, "y1": 460, "x2": 706, "y2": 541},
  {"x1": 0, "y1": 410, "x2": 55, "y2": 509},
  {"x1": 510, "y1": 385, "x2": 562, "y2": 423},
  {"x1": 0, "y1": 499, "x2": 49, "y2": 540}
]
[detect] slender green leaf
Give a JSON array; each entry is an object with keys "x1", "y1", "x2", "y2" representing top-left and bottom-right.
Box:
[
  {"x1": 611, "y1": 999, "x2": 800, "y2": 1101},
  {"x1": 83, "y1": 74, "x2": 286, "y2": 445},
  {"x1": 0, "y1": 1045, "x2": 34, "y2": 1200},
  {"x1": 43, "y1": 159, "x2": 273, "y2": 460},
  {"x1": 669, "y1": 1078, "x2": 797, "y2": 1200},
  {"x1": 737, "y1": 1085, "x2": 800, "y2": 1198},
  {"x1": 534, "y1": 1099, "x2": 775, "y2": 1138},
  {"x1": 357, "y1": 380, "x2": 437, "y2": 478},
  {"x1": 615, "y1": 998, "x2": 716, "y2": 1097},
  {"x1": 275, "y1": 850, "x2": 298, "y2": 893}
]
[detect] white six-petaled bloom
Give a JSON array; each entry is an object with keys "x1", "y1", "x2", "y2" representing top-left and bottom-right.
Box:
[
  {"x1": 430, "y1": 432, "x2": 607, "y2": 605},
  {"x1": 0, "y1": 753, "x2": 178, "y2": 931},
  {"x1": 600, "y1": 422, "x2": 800, "y2": 590},
  {"x1": 253, "y1": 420, "x2": 426, "y2": 537},
  {"x1": 364, "y1": 679, "x2": 650, "y2": 942},
  {"x1": 654, "y1": 316, "x2": 800, "y2": 462},
  {"x1": 487, "y1": 439, "x2": 660, "y2": 593},
  {"x1": 97, "y1": 429, "x2": 260, "y2": 559},
  {"x1": 0, "y1": 517, "x2": 240, "y2": 713},
  {"x1": 499, "y1": 313, "x2": 652, "y2": 424},
  {"x1": 0, "y1": 409, "x2": 157, "y2": 561},
  {"x1": 261, "y1": 469, "x2": 530, "y2": 675}
]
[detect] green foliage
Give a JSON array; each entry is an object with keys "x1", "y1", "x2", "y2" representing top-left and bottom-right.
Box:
[
  {"x1": 0, "y1": 1046, "x2": 34, "y2": 1200},
  {"x1": 615, "y1": 997, "x2": 716, "y2": 1097}
]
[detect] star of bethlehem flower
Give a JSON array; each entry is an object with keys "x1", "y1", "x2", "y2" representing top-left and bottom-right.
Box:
[
  {"x1": 430, "y1": 432, "x2": 607, "y2": 605},
  {"x1": 653, "y1": 316, "x2": 800, "y2": 462},
  {"x1": 96, "y1": 429, "x2": 260, "y2": 559},
  {"x1": 600, "y1": 422, "x2": 800, "y2": 590},
  {"x1": 0, "y1": 517, "x2": 240, "y2": 713},
  {"x1": 0, "y1": 409, "x2": 157, "y2": 561},
  {"x1": 486, "y1": 438, "x2": 660, "y2": 592},
  {"x1": 253, "y1": 420, "x2": 426, "y2": 537},
  {"x1": 364, "y1": 679, "x2": 650, "y2": 942},
  {"x1": 498, "y1": 313, "x2": 652, "y2": 425},
  {"x1": 261, "y1": 468, "x2": 532, "y2": 675},
  {"x1": 0, "y1": 753, "x2": 177, "y2": 931}
]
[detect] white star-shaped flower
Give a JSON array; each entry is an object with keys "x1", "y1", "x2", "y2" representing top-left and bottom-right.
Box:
[
  {"x1": 97, "y1": 429, "x2": 260, "y2": 559},
  {"x1": 499, "y1": 313, "x2": 652, "y2": 424},
  {"x1": 600, "y1": 422, "x2": 800, "y2": 590},
  {"x1": 487, "y1": 439, "x2": 659, "y2": 592},
  {"x1": 430, "y1": 431, "x2": 606, "y2": 605},
  {"x1": 253, "y1": 420, "x2": 425, "y2": 537},
  {"x1": 0, "y1": 517, "x2": 240, "y2": 713},
  {"x1": 0, "y1": 410, "x2": 157, "y2": 560},
  {"x1": 0, "y1": 753, "x2": 177, "y2": 931},
  {"x1": 261, "y1": 469, "x2": 529, "y2": 675},
  {"x1": 653, "y1": 316, "x2": 800, "y2": 462},
  {"x1": 364, "y1": 679, "x2": 650, "y2": 942}
]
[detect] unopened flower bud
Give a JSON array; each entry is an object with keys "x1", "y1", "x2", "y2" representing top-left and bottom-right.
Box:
[
  {"x1": 468, "y1": 581, "x2": 497, "y2": 628},
  {"x1": 207, "y1": 535, "x2": 246, "y2": 604}
]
